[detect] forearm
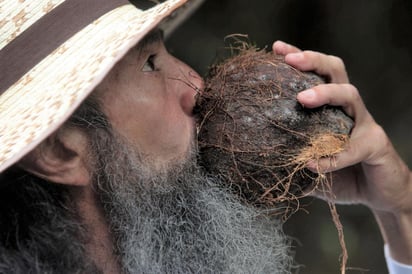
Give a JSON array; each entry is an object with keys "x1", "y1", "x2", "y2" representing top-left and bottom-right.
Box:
[{"x1": 374, "y1": 170, "x2": 412, "y2": 264}]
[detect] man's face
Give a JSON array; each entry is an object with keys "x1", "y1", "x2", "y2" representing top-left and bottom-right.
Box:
[
  {"x1": 3, "y1": 32, "x2": 291, "y2": 273},
  {"x1": 95, "y1": 30, "x2": 203, "y2": 170}
]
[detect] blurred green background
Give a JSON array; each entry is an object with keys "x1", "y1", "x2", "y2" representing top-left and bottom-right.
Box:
[{"x1": 166, "y1": 0, "x2": 412, "y2": 273}]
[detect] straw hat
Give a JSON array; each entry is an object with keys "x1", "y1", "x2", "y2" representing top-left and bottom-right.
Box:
[{"x1": 0, "y1": 0, "x2": 203, "y2": 173}]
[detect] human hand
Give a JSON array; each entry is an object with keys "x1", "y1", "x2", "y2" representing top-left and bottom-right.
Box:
[{"x1": 272, "y1": 40, "x2": 412, "y2": 263}]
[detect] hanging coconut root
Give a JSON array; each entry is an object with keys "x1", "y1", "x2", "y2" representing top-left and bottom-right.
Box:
[{"x1": 195, "y1": 47, "x2": 354, "y2": 274}]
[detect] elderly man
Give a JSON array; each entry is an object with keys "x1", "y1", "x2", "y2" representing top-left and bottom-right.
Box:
[{"x1": 0, "y1": 0, "x2": 411, "y2": 273}]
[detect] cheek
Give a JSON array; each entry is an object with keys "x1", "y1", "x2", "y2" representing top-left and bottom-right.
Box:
[
  {"x1": 106, "y1": 87, "x2": 194, "y2": 162},
  {"x1": 141, "y1": 99, "x2": 194, "y2": 156}
]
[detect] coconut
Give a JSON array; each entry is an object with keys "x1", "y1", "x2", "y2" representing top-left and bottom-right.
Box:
[
  {"x1": 195, "y1": 48, "x2": 354, "y2": 211},
  {"x1": 195, "y1": 48, "x2": 354, "y2": 273}
]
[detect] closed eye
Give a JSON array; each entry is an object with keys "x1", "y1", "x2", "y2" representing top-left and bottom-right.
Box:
[{"x1": 142, "y1": 54, "x2": 157, "y2": 72}]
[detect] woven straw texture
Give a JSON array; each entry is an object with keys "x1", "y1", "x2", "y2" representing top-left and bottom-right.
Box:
[
  {"x1": 0, "y1": 0, "x2": 65, "y2": 49},
  {"x1": 0, "y1": 0, "x2": 187, "y2": 172}
]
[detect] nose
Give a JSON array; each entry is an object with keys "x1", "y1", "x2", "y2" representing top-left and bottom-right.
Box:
[{"x1": 171, "y1": 58, "x2": 204, "y2": 116}]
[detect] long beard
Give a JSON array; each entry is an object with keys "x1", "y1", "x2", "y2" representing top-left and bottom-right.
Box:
[{"x1": 91, "y1": 131, "x2": 293, "y2": 273}]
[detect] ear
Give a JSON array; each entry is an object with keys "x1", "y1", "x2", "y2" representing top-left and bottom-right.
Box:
[{"x1": 18, "y1": 127, "x2": 92, "y2": 186}]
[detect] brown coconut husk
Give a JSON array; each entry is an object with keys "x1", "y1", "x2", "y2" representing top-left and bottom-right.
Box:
[{"x1": 195, "y1": 47, "x2": 354, "y2": 273}]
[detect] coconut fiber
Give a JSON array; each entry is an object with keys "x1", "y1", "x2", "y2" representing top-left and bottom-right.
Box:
[
  {"x1": 195, "y1": 48, "x2": 354, "y2": 213},
  {"x1": 195, "y1": 48, "x2": 354, "y2": 273}
]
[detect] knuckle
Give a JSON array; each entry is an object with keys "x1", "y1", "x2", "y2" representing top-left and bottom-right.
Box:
[
  {"x1": 343, "y1": 84, "x2": 361, "y2": 101},
  {"x1": 329, "y1": 55, "x2": 346, "y2": 70},
  {"x1": 369, "y1": 123, "x2": 386, "y2": 141},
  {"x1": 328, "y1": 55, "x2": 346, "y2": 75},
  {"x1": 365, "y1": 123, "x2": 390, "y2": 156}
]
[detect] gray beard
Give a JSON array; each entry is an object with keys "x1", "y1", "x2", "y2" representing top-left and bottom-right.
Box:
[{"x1": 91, "y1": 132, "x2": 293, "y2": 274}]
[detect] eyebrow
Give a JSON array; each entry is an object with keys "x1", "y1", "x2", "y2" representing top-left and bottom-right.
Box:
[{"x1": 137, "y1": 28, "x2": 164, "y2": 53}]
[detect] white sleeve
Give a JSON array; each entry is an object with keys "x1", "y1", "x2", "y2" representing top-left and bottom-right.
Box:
[{"x1": 385, "y1": 245, "x2": 412, "y2": 274}]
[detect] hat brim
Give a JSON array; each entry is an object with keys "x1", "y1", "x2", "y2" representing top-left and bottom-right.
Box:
[{"x1": 0, "y1": 0, "x2": 200, "y2": 173}]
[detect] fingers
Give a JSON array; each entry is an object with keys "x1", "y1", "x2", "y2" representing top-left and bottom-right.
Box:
[
  {"x1": 286, "y1": 51, "x2": 349, "y2": 84},
  {"x1": 272, "y1": 40, "x2": 301, "y2": 55},
  {"x1": 297, "y1": 83, "x2": 372, "y2": 124},
  {"x1": 307, "y1": 124, "x2": 386, "y2": 174},
  {"x1": 272, "y1": 40, "x2": 349, "y2": 84},
  {"x1": 306, "y1": 137, "x2": 369, "y2": 173},
  {"x1": 296, "y1": 83, "x2": 378, "y2": 174},
  {"x1": 273, "y1": 41, "x2": 378, "y2": 173}
]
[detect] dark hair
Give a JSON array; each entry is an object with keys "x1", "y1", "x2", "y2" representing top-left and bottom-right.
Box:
[
  {"x1": 67, "y1": 93, "x2": 110, "y2": 132},
  {"x1": 0, "y1": 95, "x2": 109, "y2": 273}
]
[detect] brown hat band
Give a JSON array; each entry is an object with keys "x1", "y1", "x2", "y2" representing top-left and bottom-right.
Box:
[{"x1": 0, "y1": 0, "x2": 129, "y2": 95}]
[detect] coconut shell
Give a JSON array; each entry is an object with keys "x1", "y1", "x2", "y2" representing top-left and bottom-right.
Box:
[{"x1": 195, "y1": 49, "x2": 354, "y2": 208}]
